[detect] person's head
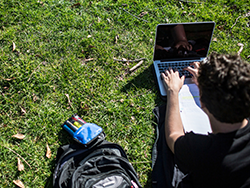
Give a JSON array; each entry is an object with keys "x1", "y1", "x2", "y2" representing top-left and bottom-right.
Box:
[{"x1": 198, "y1": 52, "x2": 250, "y2": 123}]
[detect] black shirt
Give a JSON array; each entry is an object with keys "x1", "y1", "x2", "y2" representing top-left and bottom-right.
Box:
[{"x1": 174, "y1": 119, "x2": 250, "y2": 188}]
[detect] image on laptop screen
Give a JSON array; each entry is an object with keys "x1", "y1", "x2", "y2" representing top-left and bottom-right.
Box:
[{"x1": 153, "y1": 22, "x2": 215, "y2": 62}]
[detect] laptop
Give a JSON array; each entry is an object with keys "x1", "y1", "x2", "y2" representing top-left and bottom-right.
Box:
[{"x1": 153, "y1": 22, "x2": 215, "y2": 98}]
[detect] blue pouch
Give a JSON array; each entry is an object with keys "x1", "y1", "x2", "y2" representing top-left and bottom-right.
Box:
[
  {"x1": 61, "y1": 114, "x2": 105, "y2": 147},
  {"x1": 73, "y1": 123, "x2": 103, "y2": 145}
]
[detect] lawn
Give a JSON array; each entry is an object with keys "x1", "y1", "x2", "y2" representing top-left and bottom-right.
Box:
[{"x1": 0, "y1": 0, "x2": 249, "y2": 187}]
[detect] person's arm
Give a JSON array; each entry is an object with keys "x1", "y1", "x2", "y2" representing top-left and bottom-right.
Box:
[
  {"x1": 172, "y1": 25, "x2": 192, "y2": 52},
  {"x1": 161, "y1": 69, "x2": 185, "y2": 154}
]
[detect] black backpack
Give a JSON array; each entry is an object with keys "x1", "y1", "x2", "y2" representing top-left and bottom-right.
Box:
[{"x1": 53, "y1": 138, "x2": 142, "y2": 188}]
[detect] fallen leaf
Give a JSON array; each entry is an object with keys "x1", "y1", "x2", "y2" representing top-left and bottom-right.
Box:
[
  {"x1": 237, "y1": 43, "x2": 244, "y2": 55},
  {"x1": 85, "y1": 58, "x2": 94, "y2": 62},
  {"x1": 12, "y1": 42, "x2": 16, "y2": 51},
  {"x1": 20, "y1": 106, "x2": 26, "y2": 115},
  {"x1": 181, "y1": 11, "x2": 187, "y2": 16},
  {"x1": 120, "y1": 99, "x2": 124, "y2": 103},
  {"x1": 13, "y1": 180, "x2": 25, "y2": 188},
  {"x1": 12, "y1": 133, "x2": 25, "y2": 140},
  {"x1": 37, "y1": 0, "x2": 43, "y2": 5},
  {"x1": 87, "y1": 35, "x2": 92, "y2": 38},
  {"x1": 3, "y1": 77, "x2": 16, "y2": 81},
  {"x1": 217, "y1": 25, "x2": 224, "y2": 30},
  {"x1": 188, "y1": 12, "x2": 196, "y2": 16},
  {"x1": 32, "y1": 93, "x2": 37, "y2": 102},
  {"x1": 114, "y1": 35, "x2": 119, "y2": 44},
  {"x1": 71, "y1": 3, "x2": 80, "y2": 7},
  {"x1": 138, "y1": 11, "x2": 148, "y2": 18},
  {"x1": 212, "y1": 38, "x2": 217, "y2": 42},
  {"x1": 17, "y1": 158, "x2": 25, "y2": 171},
  {"x1": 46, "y1": 143, "x2": 51, "y2": 158},
  {"x1": 247, "y1": 55, "x2": 250, "y2": 59}
]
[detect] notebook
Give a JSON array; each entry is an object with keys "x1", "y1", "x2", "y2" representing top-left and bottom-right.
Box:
[{"x1": 153, "y1": 22, "x2": 215, "y2": 98}]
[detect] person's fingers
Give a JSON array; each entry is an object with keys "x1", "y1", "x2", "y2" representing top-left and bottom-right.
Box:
[
  {"x1": 190, "y1": 61, "x2": 200, "y2": 69},
  {"x1": 184, "y1": 66, "x2": 196, "y2": 76},
  {"x1": 169, "y1": 67, "x2": 174, "y2": 74},
  {"x1": 181, "y1": 75, "x2": 185, "y2": 84},
  {"x1": 188, "y1": 44, "x2": 193, "y2": 51},
  {"x1": 161, "y1": 72, "x2": 166, "y2": 79},
  {"x1": 164, "y1": 69, "x2": 170, "y2": 77}
]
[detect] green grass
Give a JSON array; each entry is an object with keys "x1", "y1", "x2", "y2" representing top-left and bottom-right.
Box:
[{"x1": 0, "y1": 0, "x2": 249, "y2": 187}]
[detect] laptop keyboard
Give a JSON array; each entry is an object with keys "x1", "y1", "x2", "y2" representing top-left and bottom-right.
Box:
[{"x1": 158, "y1": 61, "x2": 195, "y2": 78}]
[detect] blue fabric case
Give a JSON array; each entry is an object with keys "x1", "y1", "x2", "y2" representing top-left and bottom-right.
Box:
[{"x1": 73, "y1": 123, "x2": 103, "y2": 145}]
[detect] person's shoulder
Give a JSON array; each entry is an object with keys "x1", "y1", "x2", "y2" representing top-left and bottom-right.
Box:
[{"x1": 175, "y1": 132, "x2": 214, "y2": 152}]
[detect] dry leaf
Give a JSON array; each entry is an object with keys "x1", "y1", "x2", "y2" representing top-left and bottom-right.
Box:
[
  {"x1": 114, "y1": 35, "x2": 119, "y2": 44},
  {"x1": 247, "y1": 55, "x2": 250, "y2": 59},
  {"x1": 32, "y1": 93, "x2": 37, "y2": 102},
  {"x1": 12, "y1": 133, "x2": 25, "y2": 140},
  {"x1": 212, "y1": 38, "x2": 217, "y2": 42},
  {"x1": 12, "y1": 42, "x2": 16, "y2": 51},
  {"x1": 237, "y1": 43, "x2": 244, "y2": 55},
  {"x1": 181, "y1": 11, "x2": 187, "y2": 16},
  {"x1": 13, "y1": 180, "x2": 25, "y2": 188},
  {"x1": 85, "y1": 58, "x2": 94, "y2": 62},
  {"x1": 138, "y1": 11, "x2": 148, "y2": 18},
  {"x1": 20, "y1": 106, "x2": 26, "y2": 115},
  {"x1": 46, "y1": 143, "x2": 51, "y2": 158},
  {"x1": 217, "y1": 25, "x2": 224, "y2": 30},
  {"x1": 4, "y1": 77, "x2": 16, "y2": 81},
  {"x1": 87, "y1": 35, "x2": 92, "y2": 38},
  {"x1": 71, "y1": 3, "x2": 80, "y2": 7},
  {"x1": 17, "y1": 158, "x2": 25, "y2": 171}
]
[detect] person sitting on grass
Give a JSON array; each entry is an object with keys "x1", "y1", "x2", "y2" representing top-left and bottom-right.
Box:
[{"x1": 161, "y1": 52, "x2": 250, "y2": 187}]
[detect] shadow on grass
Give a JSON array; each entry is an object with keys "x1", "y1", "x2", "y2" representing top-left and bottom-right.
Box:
[
  {"x1": 45, "y1": 130, "x2": 71, "y2": 188},
  {"x1": 45, "y1": 65, "x2": 161, "y2": 188},
  {"x1": 120, "y1": 64, "x2": 164, "y2": 187},
  {"x1": 120, "y1": 64, "x2": 163, "y2": 104}
]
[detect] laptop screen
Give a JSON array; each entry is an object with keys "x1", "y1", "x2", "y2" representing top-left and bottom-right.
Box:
[{"x1": 153, "y1": 22, "x2": 215, "y2": 61}]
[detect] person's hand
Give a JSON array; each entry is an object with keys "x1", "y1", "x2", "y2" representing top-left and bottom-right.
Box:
[
  {"x1": 174, "y1": 40, "x2": 192, "y2": 52},
  {"x1": 183, "y1": 61, "x2": 200, "y2": 85},
  {"x1": 161, "y1": 68, "x2": 185, "y2": 94}
]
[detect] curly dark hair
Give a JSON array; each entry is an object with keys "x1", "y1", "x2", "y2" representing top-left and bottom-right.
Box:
[{"x1": 198, "y1": 52, "x2": 250, "y2": 123}]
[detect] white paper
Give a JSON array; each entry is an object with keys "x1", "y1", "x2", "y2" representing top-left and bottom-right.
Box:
[{"x1": 179, "y1": 84, "x2": 211, "y2": 134}]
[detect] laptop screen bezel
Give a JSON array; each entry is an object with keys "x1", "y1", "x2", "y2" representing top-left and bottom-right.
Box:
[{"x1": 153, "y1": 21, "x2": 216, "y2": 62}]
